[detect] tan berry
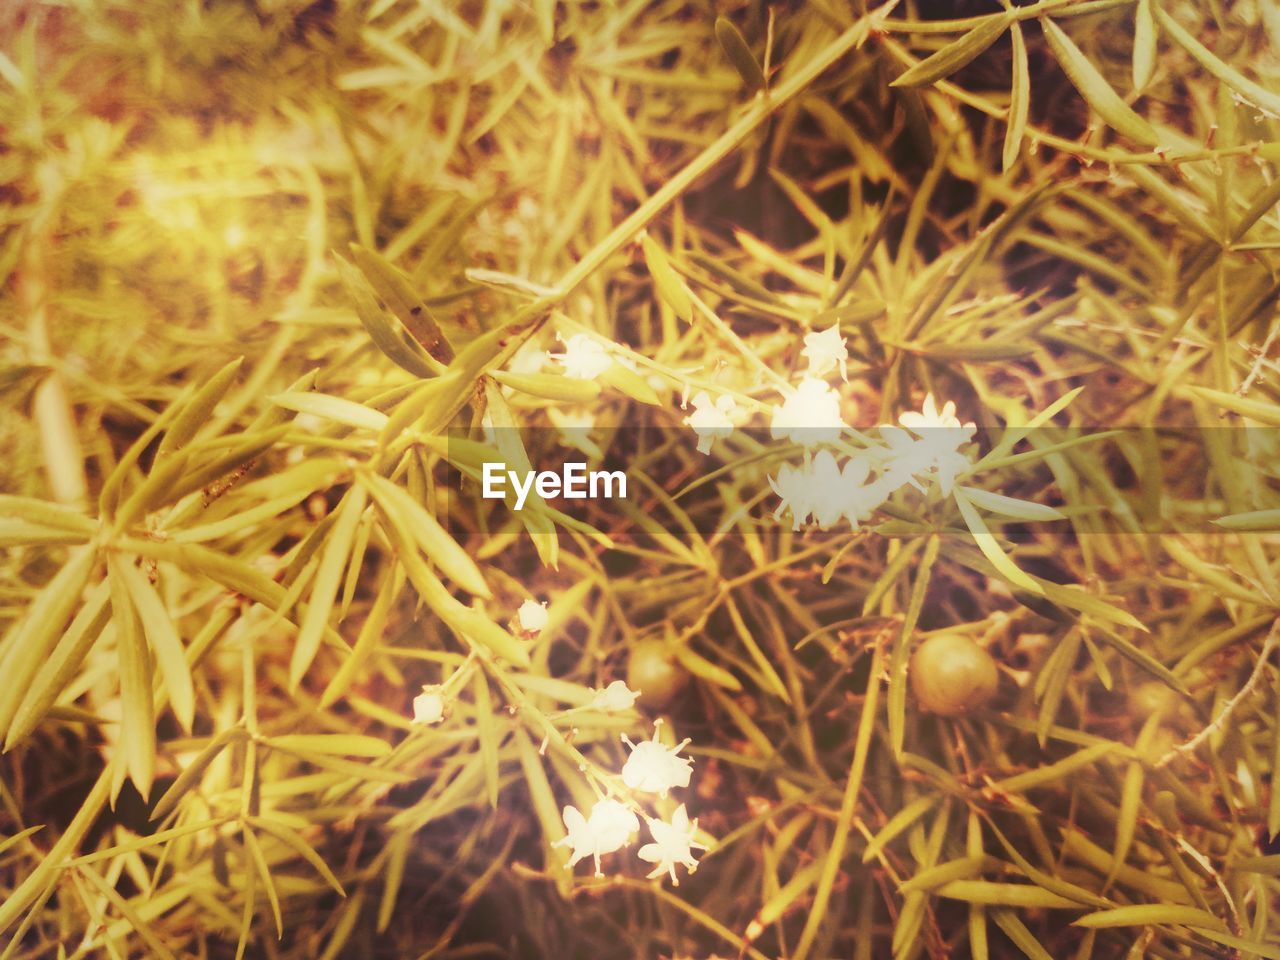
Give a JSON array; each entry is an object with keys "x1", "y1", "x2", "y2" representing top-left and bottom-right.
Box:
[
  {"x1": 627, "y1": 640, "x2": 688, "y2": 707},
  {"x1": 910, "y1": 633, "x2": 999, "y2": 716}
]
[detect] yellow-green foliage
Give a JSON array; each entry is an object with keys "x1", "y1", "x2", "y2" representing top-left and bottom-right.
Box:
[{"x1": 2, "y1": 1, "x2": 1280, "y2": 958}]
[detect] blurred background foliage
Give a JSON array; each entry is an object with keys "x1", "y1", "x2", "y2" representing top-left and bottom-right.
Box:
[{"x1": 2, "y1": 0, "x2": 1280, "y2": 957}]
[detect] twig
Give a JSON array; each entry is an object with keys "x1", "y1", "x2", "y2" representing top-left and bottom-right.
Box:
[
  {"x1": 1237, "y1": 321, "x2": 1280, "y2": 397},
  {"x1": 1154, "y1": 619, "x2": 1279, "y2": 769}
]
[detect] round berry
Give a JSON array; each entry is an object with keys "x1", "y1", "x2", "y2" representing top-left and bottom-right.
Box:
[
  {"x1": 910, "y1": 633, "x2": 999, "y2": 716},
  {"x1": 627, "y1": 640, "x2": 688, "y2": 707}
]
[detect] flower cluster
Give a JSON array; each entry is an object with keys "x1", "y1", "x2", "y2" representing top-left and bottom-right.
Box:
[
  {"x1": 769, "y1": 393, "x2": 977, "y2": 531},
  {"x1": 683, "y1": 323, "x2": 849, "y2": 457},
  {"x1": 407, "y1": 613, "x2": 706, "y2": 886},
  {"x1": 556, "y1": 720, "x2": 706, "y2": 885},
  {"x1": 770, "y1": 451, "x2": 890, "y2": 531}
]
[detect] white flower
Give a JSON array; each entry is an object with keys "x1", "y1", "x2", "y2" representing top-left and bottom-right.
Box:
[
  {"x1": 554, "y1": 799, "x2": 640, "y2": 877},
  {"x1": 517, "y1": 599, "x2": 549, "y2": 634},
  {"x1": 770, "y1": 377, "x2": 847, "y2": 448},
  {"x1": 621, "y1": 724, "x2": 694, "y2": 797},
  {"x1": 837, "y1": 455, "x2": 892, "y2": 529},
  {"x1": 684, "y1": 391, "x2": 737, "y2": 455},
  {"x1": 898, "y1": 393, "x2": 976, "y2": 450},
  {"x1": 412, "y1": 687, "x2": 446, "y2": 725},
  {"x1": 878, "y1": 425, "x2": 934, "y2": 493},
  {"x1": 930, "y1": 447, "x2": 973, "y2": 496},
  {"x1": 769, "y1": 462, "x2": 816, "y2": 530},
  {"x1": 506, "y1": 339, "x2": 550, "y2": 376},
  {"x1": 769, "y1": 453, "x2": 888, "y2": 531},
  {"x1": 882, "y1": 395, "x2": 977, "y2": 496},
  {"x1": 551, "y1": 334, "x2": 612, "y2": 380},
  {"x1": 806, "y1": 451, "x2": 846, "y2": 529},
  {"x1": 592, "y1": 680, "x2": 640, "y2": 712},
  {"x1": 801, "y1": 325, "x2": 848, "y2": 380},
  {"x1": 637, "y1": 804, "x2": 708, "y2": 885}
]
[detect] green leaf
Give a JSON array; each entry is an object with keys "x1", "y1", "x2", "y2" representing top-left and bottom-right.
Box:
[
  {"x1": 892, "y1": 13, "x2": 1011, "y2": 89},
  {"x1": 267, "y1": 745, "x2": 410, "y2": 783},
  {"x1": 349, "y1": 243, "x2": 454, "y2": 363},
  {"x1": 898, "y1": 855, "x2": 986, "y2": 894},
  {"x1": 1153, "y1": 4, "x2": 1280, "y2": 117},
  {"x1": 1214, "y1": 509, "x2": 1280, "y2": 531},
  {"x1": 514, "y1": 728, "x2": 571, "y2": 892},
  {"x1": 953, "y1": 489, "x2": 1042, "y2": 594},
  {"x1": 0, "y1": 547, "x2": 97, "y2": 737},
  {"x1": 1271, "y1": 677, "x2": 1280, "y2": 839},
  {"x1": 100, "y1": 400, "x2": 185, "y2": 519},
  {"x1": 957, "y1": 487, "x2": 1065, "y2": 522},
  {"x1": 1004, "y1": 19, "x2": 1029, "y2": 172},
  {"x1": 114, "y1": 449, "x2": 194, "y2": 530},
  {"x1": 472, "y1": 670, "x2": 501, "y2": 809},
  {"x1": 0, "y1": 495, "x2": 96, "y2": 533},
  {"x1": 1189, "y1": 927, "x2": 1280, "y2": 960},
  {"x1": 1091, "y1": 623, "x2": 1186, "y2": 695},
  {"x1": 860, "y1": 537, "x2": 925, "y2": 613},
  {"x1": 6, "y1": 580, "x2": 111, "y2": 749},
  {"x1": 599, "y1": 361, "x2": 661, "y2": 405},
  {"x1": 1132, "y1": 0, "x2": 1156, "y2": 90},
  {"x1": 991, "y1": 742, "x2": 1116, "y2": 794},
  {"x1": 267, "y1": 734, "x2": 391, "y2": 757},
  {"x1": 1040, "y1": 17, "x2": 1158, "y2": 146},
  {"x1": 270, "y1": 391, "x2": 388, "y2": 432},
  {"x1": 376, "y1": 829, "x2": 409, "y2": 933},
  {"x1": 0, "y1": 825, "x2": 43, "y2": 859},
  {"x1": 78, "y1": 861, "x2": 178, "y2": 960},
  {"x1": 290, "y1": 484, "x2": 369, "y2": 688},
  {"x1": 242, "y1": 826, "x2": 283, "y2": 939},
  {"x1": 1035, "y1": 631, "x2": 1082, "y2": 746},
  {"x1": 862, "y1": 795, "x2": 938, "y2": 863},
  {"x1": 642, "y1": 234, "x2": 694, "y2": 323},
  {"x1": 1037, "y1": 580, "x2": 1148, "y2": 634},
  {"x1": 162, "y1": 425, "x2": 290, "y2": 505},
  {"x1": 1186, "y1": 385, "x2": 1280, "y2": 426},
  {"x1": 906, "y1": 340, "x2": 1035, "y2": 361},
  {"x1": 715, "y1": 17, "x2": 766, "y2": 94},
  {"x1": 360, "y1": 470, "x2": 490, "y2": 596},
  {"x1": 0, "y1": 519, "x2": 88, "y2": 548},
  {"x1": 154, "y1": 357, "x2": 243, "y2": 461},
  {"x1": 322, "y1": 566, "x2": 401, "y2": 708},
  {"x1": 116, "y1": 560, "x2": 195, "y2": 734},
  {"x1": 151, "y1": 728, "x2": 250, "y2": 822},
  {"x1": 934, "y1": 881, "x2": 1082, "y2": 910},
  {"x1": 482, "y1": 381, "x2": 559, "y2": 568},
  {"x1": 489, "y1": 370, "x2": 601, "y2": 403},
  {"x1": 990, "y1": 908, "x2": 1055, "y2": 960},
  {"x1": 335, "y1": 255, "x2": 439, "y2": 378},
  {"x1": 107, "y1": 554, "x2": 156, "y2": 799},
  {"x1": 387, "y1": 522, "x2": 529, "y2": 667},
  {"x1": 1074, "y1": 904, "x2": 1223, "y2": 930},
  {"x1": 673, "y1": 643, "x2": 743, "y2": 692},
  {"x1": 985, "y1": 820, "x2": 1113, "y2": 909},
  {"x1": 248, "y1": 815, "x2": 346, "y2": 897},
  {"x1": 889, "y1": 534, "x2": 940, "y2": 757}
]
